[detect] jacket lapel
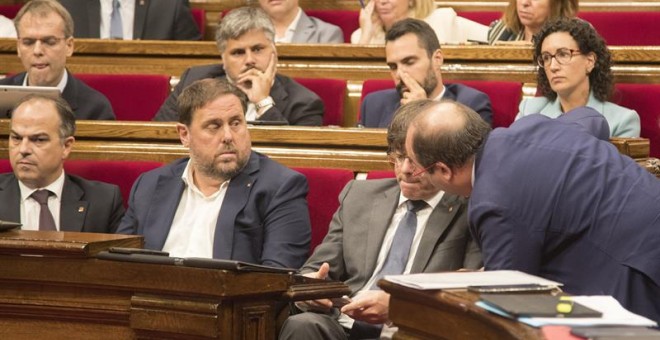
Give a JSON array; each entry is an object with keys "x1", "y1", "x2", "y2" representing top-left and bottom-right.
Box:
[
  {"x1": 0, "y1": 175, "x2": 21, "y2": 223},
  {"x1": 410, "y1": 193, "x2": 463, "y2": 272},
  {"x1": 291, "y1": 11, "x2": 314, "y2": 42},
  {"x1": 133, "y1": 0, "x2": 149, "y2": 39},
  {"x1": 271, "y1": 76, "x2": 289, "y2": 105},
  {"x1": 363, "y1": 183, "x2": 400, "y2": 277},
  {"x1": 212, "y1": 152, "x2": 259, "y2": 259},
  {"x1": 143, "y1": 160, "x2": 186, "y2": 250},
  {"x1": 60, "y1": 175, "x2": 88, "y2": 232}
]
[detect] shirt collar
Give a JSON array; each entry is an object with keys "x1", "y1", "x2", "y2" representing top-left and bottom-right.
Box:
[
  {"x1": 431, "y1": 85, "x2": 447, "y2": 101},
  {"x1": 23, "y1": 70, "x2": 68, "y2": 94},
  {"x1": 398, "y1": 189, "x2": 445, "y2": 210},
  {"x1": 181, "y1": 159, "x2": 229, "y2": 199},
  {"x1": 19, "y1": 170, "x2": 66, "y2": 202}
]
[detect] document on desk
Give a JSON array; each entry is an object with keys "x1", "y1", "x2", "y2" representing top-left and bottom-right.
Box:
[{"x1": 384, "y1": 270, "x2": 562, "y2": 290}]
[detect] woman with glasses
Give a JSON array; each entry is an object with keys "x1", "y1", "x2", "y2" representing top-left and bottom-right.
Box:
[
  {"x1": 488, "y1": 0, "x2": 577, "y2": 45},
  {"x1": 515, "y1": 18, "x2": 640, "y2": 137}
]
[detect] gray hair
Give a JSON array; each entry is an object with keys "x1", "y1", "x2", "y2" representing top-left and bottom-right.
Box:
[{"x1": 215, "y1": 7, "x2": 275, "y2": 53}]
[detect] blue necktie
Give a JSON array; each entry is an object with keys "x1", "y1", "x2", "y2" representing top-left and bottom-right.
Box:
[{"x1": 110, "y1": 0, "x2": 123, "y2": 39}]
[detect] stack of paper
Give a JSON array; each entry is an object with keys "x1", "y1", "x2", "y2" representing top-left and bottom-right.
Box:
[{"x1": 384, "y1": 270, "x2": 562, "y2": 290}]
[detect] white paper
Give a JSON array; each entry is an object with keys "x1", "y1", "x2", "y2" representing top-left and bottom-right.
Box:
[{"x1": 384, "y1": 270, "x2": 562, "y2": 290}]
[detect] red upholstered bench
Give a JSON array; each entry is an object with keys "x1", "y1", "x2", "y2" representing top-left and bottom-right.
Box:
[
  {"x1": 366, "y1": 170, "x2": 396, "y2": 179},
  {"x1": 294, "y1": 78, "x2": 347, "y2": 126},
  {"x1": 292, "y1": 167, "x2": 355, "y2": 253},
  {"x1": 457, "y1": 11, "x2": 501, "y2": 26},
  {"x1": 76, "y1": 73, "x2": 171, "y2": 121},
  {"x1": 612, "y1": 84, "x2": 660, "y2": 158},
  {"x1": 360, "y1": 79, "x2": 522, "y2": 128},
  {"x1": 190, "y1": 8, "x2": 206, "y2": 39},
  {"x1": 578, "y1": 12, "x2": 660, "y2": 46},
  {"x1": 0, "y1": 159, "x2": 11, "y2": 173},
  {"x1": 305, "y1": 10, "x2": 359, "y2": 43},
  {"x1": 0, "y1": 4, "x2": 21, "y2": 19}
]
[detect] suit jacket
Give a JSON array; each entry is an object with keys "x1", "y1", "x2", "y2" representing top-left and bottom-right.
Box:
[
  {"x1": 116, "y1": 152, "x2": 311, "y2": 269},
  {"x1": 291, "y1": 11, "x2": 344, "y2": 43},
  {"x1": 0, "y1": 71, "x2": 116, "y2": 120},
  {"x1": 301, "y1": 179, "x2": 482, "y2": 295},
  {"x1": 0, "y1": 173, "x2": 125, "y2": 233},
  {"x1": 153, "y1": 64, "x2": 324, "y2": 126},
  {"x1": 359, "y1": 84, "x2": 493, "y2": 128},
  {"x1": 61, "y1": 0, "x2": 200, "y2": 41},
  {"x1": 470, "y1": 107, "x2": 660, "y2": 321},
  {"x1": 516, "y1": 91, "x2": 640, "y2": 137}
]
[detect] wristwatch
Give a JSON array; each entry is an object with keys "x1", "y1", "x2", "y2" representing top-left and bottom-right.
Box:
[{"x1": 255, "y1": 96, "x2": 275, "y2": 111}]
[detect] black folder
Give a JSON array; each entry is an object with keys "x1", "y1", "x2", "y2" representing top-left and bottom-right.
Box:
[{"x1": 481, "y1": 294, "x2": 603, "y2": 318}]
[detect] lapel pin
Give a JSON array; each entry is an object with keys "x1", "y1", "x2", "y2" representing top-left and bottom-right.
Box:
[
  {"x1": 448, "y1": 206, "x2": 453, "y2": 212},
  {"x1": 78, "y1": 206, "x2": 85, "y2": 213},
  {"x1": 247, "y1": 183, "x2": 252, "y2": 187}
]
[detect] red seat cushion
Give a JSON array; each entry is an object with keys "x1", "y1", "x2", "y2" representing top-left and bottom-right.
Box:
[
  {"x1": 579, "y1": 12, "x2": 660, "y2": 46},
  {"x1": 612, "y1": 83, "x2": 660, "y2": 158},
  {"x1": 294, "y1": 78, "x2": 346, "y2": 126},
  {"x1": 0, "y1": 4, "x2": 21, "y2": 19},
  {"x1": 366, "y1": 170, "x2": 396, "y2": 179},
  {"x1": 292, "y1": 167, "x2": 354, "y2": 254},
  {"x1": 76, "y1": 74, "x2": 171, "y2": 121},
  {"x1": 306, "y1": 10, "x2": 359, "y2": 43},
  {"x1": 190, "y1": 8, "x2": 206, "y2": 39},
  {"x1": 0, "y1": 159, "x2": 11, "y2": 173}
]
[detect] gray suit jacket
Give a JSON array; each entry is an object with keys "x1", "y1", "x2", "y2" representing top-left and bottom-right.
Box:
[
  {"x1": 61, "y1": 0, "x2": 201, "y2": 40},
  {"x1": 291, "y1": 11, "x2": 344, "y2": 43},
  {"x1": 0, "y1": 173, "x2": 125, "y2": 233},
  {"x1": 301, "y1": 179, "x2": 482, "y2": 294}
]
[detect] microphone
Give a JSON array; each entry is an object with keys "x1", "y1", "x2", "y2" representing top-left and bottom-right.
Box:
[{"x1": 0, "y1": 220, "x2": 22, "y2": 231}]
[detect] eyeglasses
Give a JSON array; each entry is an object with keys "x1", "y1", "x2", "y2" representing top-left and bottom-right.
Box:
[
  {"x1": 388, "y1": 153, "x2": 436, "y2": 177},
  {"x1": 19, "y1": 36, "x2": 67, "y2": 49},
  {"x1": 537, "y1": 48, "x2": 582, "y2": 68}
]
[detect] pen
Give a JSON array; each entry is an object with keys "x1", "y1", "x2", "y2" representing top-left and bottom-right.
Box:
[{"x1": 556, "y1": 296, "x2": 573, "y2": 316}]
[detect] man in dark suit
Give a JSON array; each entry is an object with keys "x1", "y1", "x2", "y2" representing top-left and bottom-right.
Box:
[
  {"x1": 406, "y1": 100, "x2": 660, "y2": 322},
  {"x1": 118, "y1": 78, "x2": 311, "y2": 269},
  {"x1": 0, "y1": 0, "x2": 115, "y2": 120},
  {"x1": 60, "y1": 0, "x2": 200, "y2": 40},
  {"x1": 0, "y1": 95, "x2": 124, "y2": 233},
  {"x1": 279, "y1": 100, "x2": 482, "y2": 339},
  {"x1": 360, "y1": 19, "x2": 491, "y2": 128},
  {"x1": 154, "y1": 7, "x2": 323, "y2": 125},
  {"x1": 258, "y1": 0, "x2": 343, "y2": 43}
]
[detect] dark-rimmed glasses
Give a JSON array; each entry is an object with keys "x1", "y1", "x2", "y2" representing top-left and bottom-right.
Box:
[{"x1": 537, "y1": 48, "x2": 582, "y2": 68}]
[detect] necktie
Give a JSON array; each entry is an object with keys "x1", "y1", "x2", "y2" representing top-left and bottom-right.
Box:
[
  {"x1": 110, "y1": 0, "x2": 123, "y2": 39},
  {"x1": 31, "y1": 189, "x2": 57, "y2": 231},
  {"x1": 371, "y1": 199, "x2": 427, "y2": 288}
]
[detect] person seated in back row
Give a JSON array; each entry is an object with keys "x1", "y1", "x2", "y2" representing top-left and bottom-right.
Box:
[
  {"x1": 154, "y1": 7, "x2": 324, "y2": 126},
  {"x1": 258, "y1": 0, "x2": 344, "y2": 43},
  {"x1": 1, "y1": 95, "x2": 124, "y2": 232},
  {"x1": 60, "y1": 0, "x2": 201, "y2": 40},
  {"x1": 360, "y1": 19, "x2": 492, "y2": 128},
  {"x1": 0, "y1": 0, "x2": 115, "y2": 120}
]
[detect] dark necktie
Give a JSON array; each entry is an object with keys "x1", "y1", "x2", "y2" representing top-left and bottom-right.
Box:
[
  {"x1": 110, "y1": 0, "x2": 123, "y2": 39},
  {"x1": 31, "y1": 189, "x2": 57, "y2": 231}
]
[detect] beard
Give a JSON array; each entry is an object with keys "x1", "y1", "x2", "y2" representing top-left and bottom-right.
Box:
[
  {"x1": 191, "y1": 144, "x2": 249, "y2": 182},
  {"x1": 395, "y1": 71, "x2": 439, "y2": 99}
]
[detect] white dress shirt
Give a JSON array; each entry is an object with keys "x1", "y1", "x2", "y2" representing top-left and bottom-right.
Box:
[
  {"x1": 19, "y1": 171, "x2": 66, "y2": 231},
  {"x1": 100, "y1": 0, "x2": 136, "y2": 40}
]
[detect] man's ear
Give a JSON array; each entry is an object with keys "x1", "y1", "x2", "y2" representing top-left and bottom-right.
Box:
[
  {"x1": 432, "y1": 49, "x2": 444, "y2": 68},
  {"x1": 435, "y1": 161, "x2": 453, "y2": 181},
  {"x1": 176, "y1": 123, "x2": 190, "y2": 147},
  {"x1": 61, "y1": 136, "x2": 75, "y2": 160}
]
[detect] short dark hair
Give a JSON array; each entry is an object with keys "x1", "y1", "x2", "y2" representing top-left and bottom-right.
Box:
[
  {"x1": 177, "y1": 78, "x2": 248, "y2": 126},
  {"x1": 533, "y1": 18, "x2": 613, "y2": 102},
  {"x1": 387, "y1": 99, "x2": 435, "y2": 154},
  {"x1": 385, "y1": 18, "x2": 440, "y2": 58},
  {"x1": 13, "y1": 94, "x2": 76, "y2": 139},
  {"x1": 14, "y1": 0, "x2": 74, "y2": 38},
  {"x1": 412, "y1": 100, "x2": 491, "y2": 172}
]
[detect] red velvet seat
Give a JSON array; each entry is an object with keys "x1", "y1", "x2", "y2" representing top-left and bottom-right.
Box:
[
  {"x1": 612, "y1": 84, "x2": 660, "y2": 158},
  {"x1": 292, "y1": 167, "x2": 355, "y2": 253},
  {"x1": 0, "y1": 159, "x2": 11, "y2": 173},
  {"x1": 359, "y1": 79, "x2": 522, "y2": 128},
  {"x1": 294, "y1": 78, "x2": 347, "y2": 126},
  {"x1": 305, "y1": 10, "x2": 359, "y2": 43},
  {"x1": 578, "y1": 12, "x2": 660, "y2": 46},
  {"x1": 366, "y1": 170, "x2": 396, "y2": 179},
  {"x1": 190, "y1": 8, "x2": 206, "y2": 39},
  {"x1": 0, "y1": 4, "x2": 21, "y2": 19},
  {"x1": 76, "y1": 74, "x2": 171, "y2": 121},
  {"x1": 457, "y1": 11, "x2": 501, "y2": 26}
]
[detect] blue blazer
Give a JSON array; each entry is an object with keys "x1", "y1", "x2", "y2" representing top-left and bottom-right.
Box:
[
  {"x1": 516, "y1": 92, "x2": 640, "y2": 137},
  {"x1": 359, "y1": 83, "x2": 493, "y2": 128},
  {"x1": 117, "y1": 152, "x2": 311, "y2": 269},
  {"x1": 470, "y1": 107, "x2": 660, "y2": 321}
]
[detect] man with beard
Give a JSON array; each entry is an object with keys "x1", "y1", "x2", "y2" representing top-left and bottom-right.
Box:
[
  {"x1": 154, "y1": 6, "x2": 324, "y2": 126},
  {"x1": 117, "y1": 78, "x2": 312, "y2": 269},
  {"x1": 359, "y1": 19, "x2": 491, "y2": 128},
  {"x1": 279, "y1": 100, "x2": 481, "y2": 339}
]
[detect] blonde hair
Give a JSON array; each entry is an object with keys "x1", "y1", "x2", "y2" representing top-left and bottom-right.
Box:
[
  {"x1": 502, "y1": 0, "x2": 578, "y2": 35},
  {"x1": 370, "y1": 0, "x2": 435, "y2": 30}
]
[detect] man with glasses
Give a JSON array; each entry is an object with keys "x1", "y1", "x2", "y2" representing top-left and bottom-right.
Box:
[
  {"x1": 279, "y1": 100, "x2": 481, "y2": 340},
  {"x1": 406, "y1": 100, "x2": 660, "y2": 322},
  {"x1": 0, "y1": 0, "x2": 115, "y2": 120}
]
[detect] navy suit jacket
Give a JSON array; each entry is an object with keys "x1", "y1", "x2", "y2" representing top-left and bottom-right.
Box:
[
  {"x1": 61, "y1": 0, "x2": 200, "y2": 40},
  {"x1": 0, "y1": 71, "x2": 115, "y2": 120},
  {"x1": 153, "y1": 64, "x2": 324, "y2": 126},
  {"x1": 0, "y1": 173, "x2": 125, "y2": 233},
  {"x1": 116, "y1": 152, "x2": 311, "y2": 269},
  {"x1": 469, "y1": 107, "x2": 660, "y2": 321},
  {"x1": 359, "y1": 83, "x2": 492, "y2": 128}
]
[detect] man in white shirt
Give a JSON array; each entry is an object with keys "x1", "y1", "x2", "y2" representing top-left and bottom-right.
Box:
[
  {"x1": 0, "y1": 94, "x2": 124, "y2": 233},
  {"x1": 279, "y1": 100, "x2": 482, "y2": 339},
  {"x1": 258, "y1": 0, "x2": 343, "y2": 43}
]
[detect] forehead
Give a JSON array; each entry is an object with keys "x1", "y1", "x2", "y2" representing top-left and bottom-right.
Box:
[
  {"x1": 542, "y1": 32, "x2": 578, "y2": 50},
  {"x1": 224, "y1": 29, "x2": 270, "y2": 49},
  {"x1": 191, "y1": 94, "x2": 244, "y2": 123},
  {"x1": 386, "y1": 33, "x2": 427, "y2": 61},
  {"x1": 11, "y1": 100, "x2": 61, "y2": 134},
  {"x1": 18, "y1": 11, "x2": 66, "y2": 36}
]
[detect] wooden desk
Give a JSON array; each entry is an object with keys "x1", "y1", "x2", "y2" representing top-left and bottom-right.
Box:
[
  {"x1": 0, "y1": 230, "x2": 349, "y2": 339},
  {"x1": 379, "y1": 280, "x2": 543, "y2": 340}
]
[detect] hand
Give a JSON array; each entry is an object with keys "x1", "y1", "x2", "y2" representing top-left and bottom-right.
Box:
[
  {"x1": 341, "y1": 290, "x2": 391, "y2": 324},
  {"x1": 296, "y1": 263, "x2": 334, "y2": 312},
  {"x1": 399, "y1": 71, "x2": 428, "y2": 105},
  {"x1": 357, "y1": 1, "x2": 383, "y2": 44},
  {"x1": 235, "y1": 52, "x2": 276, "y2": 103}
]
